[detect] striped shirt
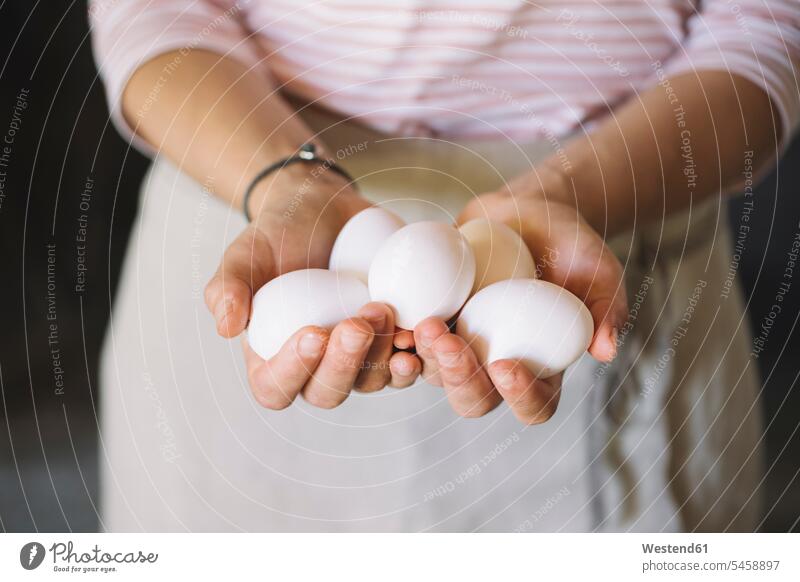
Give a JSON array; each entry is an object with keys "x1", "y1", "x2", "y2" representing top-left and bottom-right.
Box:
[{"x1": 90, "y1": 0, "x2": 800, "y2": 150}]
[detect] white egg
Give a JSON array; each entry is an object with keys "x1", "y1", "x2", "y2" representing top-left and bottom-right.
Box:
[
  {"x1": 248, "y1": 269, "x2": 370, "y2": 360},
  {"x1": 459, "y1": 218, "x2": 537, "y2": 293},
  {"x1": 329, "y1": 207, "x2": 406, "y2": 282},
  {"x1": 456, "y1": 279, "x2": 594, "y2": 378},
  {"x1": 368, "y1": 221, "x2": 476, "y2": 330}
]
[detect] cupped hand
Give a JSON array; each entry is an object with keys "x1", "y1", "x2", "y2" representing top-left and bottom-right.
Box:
[
  {"x1": 413, "y1": 173, "x2": 628, "y2": 424},
  {"x1": 204, "y1": 166, "x2": 421, "y2": 410}
]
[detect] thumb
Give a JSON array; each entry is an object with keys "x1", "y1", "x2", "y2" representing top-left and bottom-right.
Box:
[
  {"x1": 455, "y1": 195, "x2": 494, "y2": 226},
  {"x1": 579, "y1": 255, "x2": 628, "y2": 363},
  {"x1": 204, "y1": 225, "x2": 276, "y2": 338},
  {"x1": 586, "y1": 295, "x2": 627, "y2": 363}
]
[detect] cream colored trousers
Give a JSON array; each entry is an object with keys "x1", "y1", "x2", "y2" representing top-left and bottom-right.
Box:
[{"x1": 100, "y1": 110, "x2": 762, "y2": 532}]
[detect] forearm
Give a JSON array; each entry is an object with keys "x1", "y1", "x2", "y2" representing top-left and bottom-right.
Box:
[
  {"x1": 540, "y1": 71, "x2": 782, "y2": 235},
  {"x1": 121, "y1": 49, "x2": 316, "y2": 212}
]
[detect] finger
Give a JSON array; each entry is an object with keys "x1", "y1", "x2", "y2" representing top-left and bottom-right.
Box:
[
  {"x1": 581, "y1": 253, "x2": 628, "y2": 363},
  {"x1": 413, "y1": 317, "x2": 450, "y2": 386},
  {"x1": 243, "y1": 326, "x2": 328, "y2": 410},
  {"x1": 587, "y1": 296, "x2": 626, "y2": 363},
  {"x1": 389, "y1": 352, "x2": 422, "y2": 388},
  {"x1": 487, "y1": 360, "x2": 562, "y2": 425},
  {"x1": 205, "y1": 226, "x2": 274, "y2": 338},
  {"x1": 433, "y1": 333, "x2": 502, "y2": 418},
  {"x1": 393, "y1": 329, "x2": 415, "y2": 350},
  {"x1": 302, "y1": 318, "x2": 374, "y2": 409},
  {"x1": 354, "y1": 303, "x2": 395, "y2": 393},
  {"x1": 455, "y1": 193, "x2": 501, "y2": 226},
  {"x1": 565, "y1": 252, "x2": 628, "y2": 364}
]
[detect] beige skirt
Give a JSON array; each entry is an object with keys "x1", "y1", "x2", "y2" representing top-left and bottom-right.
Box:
[{"x1": 99, "y1": 109, "x2": 763, "y2": 532}]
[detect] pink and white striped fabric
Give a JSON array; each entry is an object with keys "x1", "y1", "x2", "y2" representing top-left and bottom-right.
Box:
[{"x1": 90, "y1": 0, "x2": 800, "y2": 150}]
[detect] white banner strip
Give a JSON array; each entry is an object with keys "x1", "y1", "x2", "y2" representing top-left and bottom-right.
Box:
[{"x1": 1, "y1": 533, "x2": 798, "y2": 581}]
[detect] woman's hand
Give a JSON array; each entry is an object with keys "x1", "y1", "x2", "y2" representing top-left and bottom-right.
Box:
[
  {"x1": 204, "y1": 166, "x2": 422, "y2": 410},
  {"x1": 413, "y1": 170, "x2": 628, "y2": 425}
]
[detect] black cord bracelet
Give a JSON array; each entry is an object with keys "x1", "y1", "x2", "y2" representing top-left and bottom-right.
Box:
[{"x1": 242, "y1": 143, "x2": 357, "y2": 222}]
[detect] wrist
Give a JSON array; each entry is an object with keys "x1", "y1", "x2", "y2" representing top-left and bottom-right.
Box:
[
  {"x1": 246, "y1": 162, "x2": 355, "y2": 223},
  {"x1": 504, "y1": 160, "x2": 576, "y2": 211}
]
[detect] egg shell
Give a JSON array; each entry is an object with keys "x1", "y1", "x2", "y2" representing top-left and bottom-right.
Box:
[
  {"x1": 368, "y1": 221, "x2": 476, "y2": 330},
  {"x1": 459, "y1": 218, "x2": 537, "y2": 293},
  {"x1": 455, "y1": 279, "x2": 594, "y2": 378},
  {"x1": 329, "y1": 207, "x2": 406, "y2": 282},
  {"x1": 248, "y1": 269, "x2": 370, "y2": 360}
]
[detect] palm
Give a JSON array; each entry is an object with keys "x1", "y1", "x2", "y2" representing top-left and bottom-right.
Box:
[
  {"x1": 458, "y1": 192, "x2": 626, "y2": 362},
  {"x1": 253, "y1": 190, "x2": 371, "y2": 279},
  {"x1": 207, "y1": 176, "x2": 421, "y2": 413},
  {"x1": 205, "y1": 186, "x2": 371, "y2": 338}
]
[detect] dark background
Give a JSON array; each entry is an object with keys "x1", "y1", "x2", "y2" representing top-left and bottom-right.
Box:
[{"x1": 0, "y1": 2, "x2": 797, "y2": 532}]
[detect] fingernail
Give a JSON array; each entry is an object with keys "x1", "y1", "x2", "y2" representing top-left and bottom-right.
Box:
[
  {"x1": 609, "y1": 327, "x2": 619, "y2": 358},
  {"x1": 298, "y1": 333, "x2": 324, "y2": 358},
  {"x1": 436, "y1": 350, "x2": 461, "y2": 367},
  {"x1": 392, "y1": 358, "x2": 412, "y2": 376},
  {"x1": 494, "y1": 366, "x2": 516, "y2": 390},
  {"x1": 341, "y1": 328, "x2": 370, "y2": 352},
  {"x1": 362, "y1": 309, "x2": 386, "y2": 332},
  {"x1": 215, "y1": 297, "x2": 234, "y2": 324},
  {"x1": 393, "y1": 332, "x2": 412, "y2": 350},
  {"x1": 419, "y1": 332, "x2": 436, "y2": 349}
]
